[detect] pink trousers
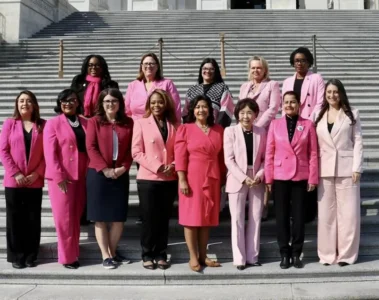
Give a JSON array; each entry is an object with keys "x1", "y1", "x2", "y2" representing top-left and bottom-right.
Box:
[
  {"x1": 228, "y1": 169, "x2": 264, "y2": 265},
  {"x1": 317, "y1": 177, "x2": 360, "y2": 265},
  {"x1": 48, "y1": 153, "x2": 87, "y2": 264}
]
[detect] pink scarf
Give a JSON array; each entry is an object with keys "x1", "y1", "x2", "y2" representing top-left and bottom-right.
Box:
[{"x1": 84, "y1": 75, "x2": 102, "y2": 117}]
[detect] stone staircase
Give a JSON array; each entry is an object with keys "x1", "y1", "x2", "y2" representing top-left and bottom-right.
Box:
[{"x1": 0, "y1": 10, "x2": 379, "y2": 290}]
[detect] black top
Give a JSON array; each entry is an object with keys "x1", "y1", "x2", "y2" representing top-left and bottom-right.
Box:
[
  {"x1": 286, "y1": 115, "x2": 298, "y2": 143},
  {"x1": 243, "y1": 129, "x2": 253, "y2": 166},
  {"x1": 23, "y1": 128, "x2": 33, "y2": 163},
  {"x1": 70, "y1": 74, "x2": 119, "y2": 105},
  {"x1": 67, "y1": 115, "x2": 86, "y2": 153},
  {"x1": 203, "y1": 83, "x2": 212, "y2": 95},
  {"x1": 293, "y1": 78, "x2": 304, "y2": 100},
  {"x1": 328, "y1": 122, "x2": 334, "y2": 133},
  {"x1": 155, "y1": 118, "x2": 168, "y2": 143}
]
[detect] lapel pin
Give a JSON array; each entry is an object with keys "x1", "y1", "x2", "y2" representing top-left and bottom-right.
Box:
[{"x1": 297, "y1": 125, "x2": 304, "y2": 131}]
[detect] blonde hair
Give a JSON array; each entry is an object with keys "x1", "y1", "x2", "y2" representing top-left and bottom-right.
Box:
[{"x1": 247, "y1": 56, "x2": 270, "y2": 81}]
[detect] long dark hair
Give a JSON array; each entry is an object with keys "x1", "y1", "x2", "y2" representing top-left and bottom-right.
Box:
[
  {"x1": 315, "y1": 79, "x2": 356, "y2": 126},
  {"x1": 13, "y1": 90, "x2": 43, "y2": 131},
  {"x1": 96, "y1": 88, "x2": 131, "y2": 125},
  {"x1": 54, "y1": 89, "x2": 83, "y2": 115},
  {"x1": 81, "y1": 54, "x2": 111, "y2": 83},
  {"x1": 187, "y1": 95, "x2": 215, "y2": 127},
  {"x1": 197, "y1": 58, "x2": 223, "y2": 84}
]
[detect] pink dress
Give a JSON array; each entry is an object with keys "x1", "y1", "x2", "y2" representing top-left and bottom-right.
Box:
[{"x1": 175, "y1": 123, "x2": 225, "y2": 227}]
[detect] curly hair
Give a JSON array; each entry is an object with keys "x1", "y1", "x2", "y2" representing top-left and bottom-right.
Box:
[{"x1": 290, "y1": 47, "x2": 314, "y2": 67}]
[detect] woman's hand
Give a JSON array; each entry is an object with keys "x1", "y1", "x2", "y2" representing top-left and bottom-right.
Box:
[
  {"x1": 307, "y1": 184, "x2": 316, "y2": 192},
  {"x1": 103, "y1": 168, "x2": 115, "y2": 179},
  {"x1": 244, "y1": 177, "x2": 255, "y2": 188},
  {"x1": 162, "y1": 164, "x2": 175, "y2": 177},
  {"x1": 352, "y1": 172, "x2": 361, "y2": 183},
  {"x1": 58, "y1": 179, "x2": 71, "y2": 194},
  {"x1": 179, "y1": 178, "x2": 190, "y2": 195},
  {"x1": 266, "y1": 184, "x2": 272, "y2": 193},
  {"x1": 14, "y1": 173, "x2": 27, "y2": 186},
  {"x1": 25, "y1": 172, "x2": 39, "y2": 185},
  {"x1": 114, "y1": 167, "x2": 126, "y2": 179},
  {"x1": 252, "y1": 176, "x2": 262, "y2": 186}
]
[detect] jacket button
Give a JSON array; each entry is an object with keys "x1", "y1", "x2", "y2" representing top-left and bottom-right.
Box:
[
  {"x1": 163, "y1": 149, "x2": 166, "y2": 152},
  {"x1": 308, "y1": 104, "x2": 311, "y2": 107},
  {"x1": 155, "y1": 156, "x2": 158, "y2": 159},
  {"x1": 70, "y1": 158, "x2": 73, "y2": 161}
]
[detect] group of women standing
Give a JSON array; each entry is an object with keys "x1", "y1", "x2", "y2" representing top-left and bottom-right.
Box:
[{"x1": 0, "y1": 46, "x2": 363, "y2": 273}]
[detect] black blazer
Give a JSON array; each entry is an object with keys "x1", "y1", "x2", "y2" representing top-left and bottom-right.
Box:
[{"x1": 70, "y1": 74, "x2": 119, "y2": 104}]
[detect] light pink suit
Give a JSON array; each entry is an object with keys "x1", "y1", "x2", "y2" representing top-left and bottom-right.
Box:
[
  {"x1": 265, "y1": 116, "x2": 319, "y2": 185},
  {"x1": 0, "y1": 118, "x2": 46, "y2": 188},
  {"x1": 43, "y1": 114, "x2": 88, "y2": 264},
  {"x1": 224, "y1": 124, "x2": 266, "y2": 265},
  {"x1": 313, "y1": 108, "x2": 363, "y2": 265},
  {"x1": 282, "y1": 71, "x2": 324, "y2": 120},
  {"x1": 239, "y1": 80, "x2": 281, "y2": 128},
  {"x1": 124, "y1": 79, "x2": 181, "y2": 121},
  {"x1": 132, "y1": 115, "x2": 177, "y2": 181}
]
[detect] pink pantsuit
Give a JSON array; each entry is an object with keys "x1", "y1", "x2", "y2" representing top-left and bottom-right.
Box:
[
  {"x1": 282, "y1": 71, "x2": 325, "y2": 120},
  {"x1": 239, "y1": 80, "x2": 281, "y2": 128},
  {"x1": 224, "y1": 124, "x2": 266, "y2": 265},
  {"x1": 44, "y1": 114, "x2": 88, "y2": 264},
  {"x1": 175, "y1": 123, "x2": 225, "y2": 226},
  {"x1": 313, "y1": 108, "x2": 363, "y2": 265}
]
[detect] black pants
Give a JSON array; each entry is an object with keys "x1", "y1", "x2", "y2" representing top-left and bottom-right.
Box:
[
  {"x1": 137, "y1": 180, "x2": 177, "y2": 261},
  {"x1": 273, "y1": 180, "x2": 307, "y2": 258},
  {"x1": 5, "y1": 187, "x2": 43, "y2": 264},
  {"x1": 304, "y1": 188, "x2": 318, "y2": 223}
]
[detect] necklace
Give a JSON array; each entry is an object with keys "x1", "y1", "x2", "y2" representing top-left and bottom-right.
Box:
[
  {"x1": 196, "y1": 122, "x2": 209, "y2": 133},
  {"x1": 67, "y1": 116, "x2": 80, "y2": 128}
]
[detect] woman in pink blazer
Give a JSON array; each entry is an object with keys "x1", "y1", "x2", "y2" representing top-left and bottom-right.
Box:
[
  {"x1": 282, "y1": 47, "x2": 325, "y2": 224},
  {"x1": 86, "y1": 88, "x2": 134, "y2": 270},
  {"x1": 132, "y1": 89, "x2": 178, "y2": 270},
  {"x1": 265, "y1": 91, "x2": 318, "y2": 269},
  {"x1": 0, "y1": 91, "x2": 45, "y2": 269},
  {"x1": 313, "y1": 79, "x2": 363, "y2": 267},
  {"x1": 224, "y1": 99, "x2": 266, "y2": 270},
  {"x1": 44, "y1": 89, "x2": 88, "y2": 269},
  {"x1": 239, "y1": 55, "x2": 280, "y2": 221}
]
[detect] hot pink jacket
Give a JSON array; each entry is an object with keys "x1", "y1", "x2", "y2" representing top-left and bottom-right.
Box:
[
  {"x1": 265, "y1": 116, "x2": 319, "y2": 185},
  {"x1": 0, "y1": 118, "x2": 46, "y2": 188},
  {"x1": 43, "y1": 114, "x2": 88, "y2": 183}
]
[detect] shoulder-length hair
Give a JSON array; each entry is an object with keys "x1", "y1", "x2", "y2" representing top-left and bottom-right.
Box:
[
  {"x1": 315, "y1": 79, "x2": 356, "y2": 126},
  {"x1": 197, "y1": 58, "x2": 223, "y2": 84},
  {"x1": 234, "y1": 98, "x2": 260, "y2": 121},
  {"x1": 290, "y1": 47, "x2": 314, "y2": 67},
  {"x1": 54, "y1": 88, "x2": 83, "y2": 115},
  {"x1": 13, "y1": 90, "x2": 43, "y2": 131},
  {"x1": 187, "y1": 95, "x2": 215, "y2": 127},
  {"x1": 136, "y1": 53, "x2": 163, "y2": 81},
  {"x1": 144, "y1": 89, "x2": 178, "y2": 125},
  {"x1": 81, "y1": 54, "x2": 112, "y2": 83},
  {"x1": 247, "y1": 56, "x2": 270, "y2": 81},
  {"x1": 95, "y1": 88, "x2": 131, "y2": 125}
]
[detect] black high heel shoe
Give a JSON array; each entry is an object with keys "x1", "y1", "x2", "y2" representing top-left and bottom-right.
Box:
[{"x1": 63, "y1": 261, "x2": 80, "y2": 269}]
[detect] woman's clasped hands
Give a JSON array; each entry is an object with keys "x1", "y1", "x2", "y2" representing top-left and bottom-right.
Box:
[
  {"x1": 244, "y1": 176, "x2": 261, "y2": 188},
  {"x1": 103, "y1": 166, "x2": 126, "y2": 180}
]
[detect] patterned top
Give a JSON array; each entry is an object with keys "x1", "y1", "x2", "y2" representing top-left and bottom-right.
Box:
[{"x1": 182, "y1": 82, "x2": 235, "y2": 128}]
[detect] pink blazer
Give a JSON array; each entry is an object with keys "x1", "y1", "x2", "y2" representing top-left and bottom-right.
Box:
[
  {"x1": 313, "y1": 108, "x2": 363, "y2": 177},
  {"x1": 282, "y1": 71, "x2": 325, "y2": 119},
  {"x1": 124, "y1": 78, "x2": 181, "y2": 121},
  {"x1": 44, "y1": 114, "x2": 88, "y2": 183},
  {"x1": 0, "y1": 118, "x2": 46, "y2": 188},
  {"x1": 239, "y1": 80, "x2": 281, "y2": 128},
  {"x1": 224, "y1": 123, "x2": 266, "y2": 194},
  {"x1": 132, "y1": 115, "x2": 177, "y2": 181},
  {"x1": 265, "y1": 116, "x2": 319, "y2": 185}
]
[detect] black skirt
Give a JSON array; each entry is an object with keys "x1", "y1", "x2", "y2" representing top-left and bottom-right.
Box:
[{"x1": 86, "y1": 168, "x2": 129, "y2": 222}]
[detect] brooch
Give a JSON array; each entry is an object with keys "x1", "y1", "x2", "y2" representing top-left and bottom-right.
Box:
[{"x1": 297, "y1": 125, "x2": 304, "y2": 131}]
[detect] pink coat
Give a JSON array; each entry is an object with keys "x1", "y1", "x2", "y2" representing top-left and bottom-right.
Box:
[
  {"x1": 282, "y1": 71, "x2": 325, "y2": 119},
  {"x1": 224, "y1": 123, "x2": 266, "y2": 193},
  {"x1": 132, "y1": 115, "x2": 178, "y2": 181},
  {"x1": 0, "y1": 118, "x2": 46, "y2": 188},
  {"x1": 313, "y1": 108, "x2": 363, "y2": 177},
  {"x1": 239, "y1": 80, "x2": 281, "y2": 128},
  {"x1": 124, "y1": 78, "x2": 181, "y2": 121},
  {"x1": 44, "y1": 114, "x2": 88, "y2": 183},
  {"x1": 265, "y1": 116, "x2": 319, "y2": 185}
]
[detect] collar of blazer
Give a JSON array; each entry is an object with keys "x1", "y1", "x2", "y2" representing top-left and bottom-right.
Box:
[
  {"x1": 290, "y1": 71, "x2": 312, "y2": 104},
  {"x1": 321, "y1": 108, "x2": 347, "y2": 141},
  {"x1": 279, "y1": 116, "x2": 307, "y2": 151},
  {"x1": 236, "y1": 123, "x2": 258, "y2": 167},
  {"x1": 146, "y1": 114, "x2": 172, "y2": 147},
  {"x1": 15, "y1": 119, "x2": 39, "y2": 165},
  {"x1": 243, "y1": 79, "x2": 269, "y2": 100}
]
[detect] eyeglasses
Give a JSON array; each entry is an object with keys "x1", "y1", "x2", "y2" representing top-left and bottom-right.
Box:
[
  {"x1": 60, "y1": 98, "x2": 77, "y2": 104},
  {"x1": 103, "y1": 100, "x2": 119, "y2": 105},
  {"x1": 88, "y1": 64, "x2": 102, "y2": 69},
  {"x1": 142, "y1": 63, "x2": 157, "y2": 67},
  {"x1": 294, "y1": 59, "x2": 307, "y2": 65},
  {"x1": 202, "y1": 67, "x2": 215, "y2": 72}
]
